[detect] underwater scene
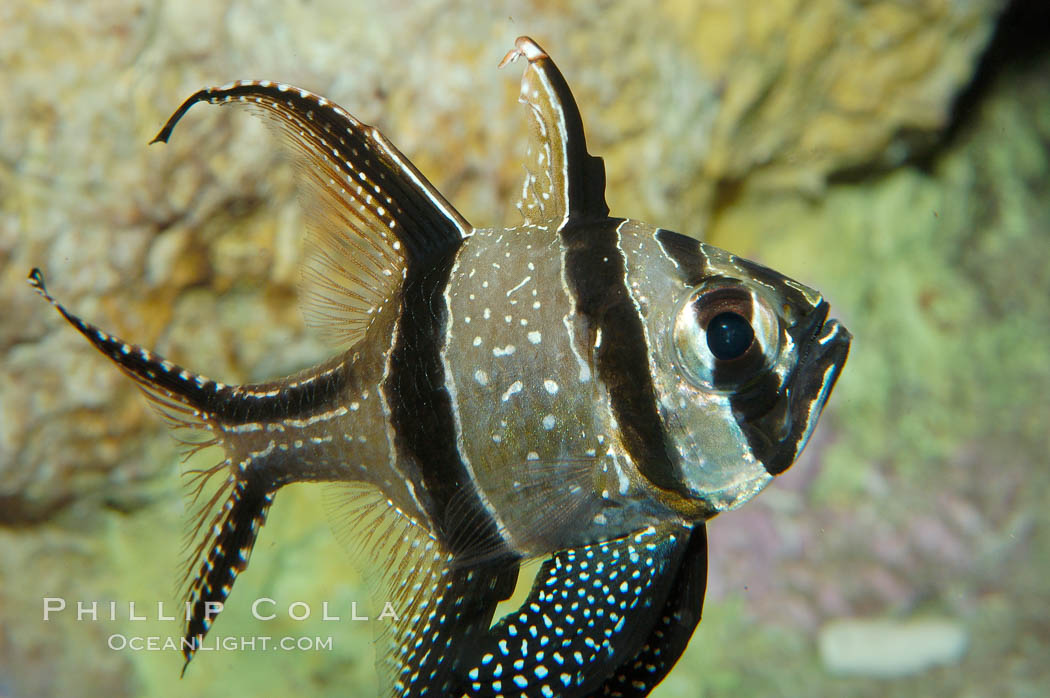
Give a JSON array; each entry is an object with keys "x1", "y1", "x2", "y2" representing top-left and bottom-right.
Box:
[{"x1": 2, "y1": 1, "x2": 1047, "y2": 697}]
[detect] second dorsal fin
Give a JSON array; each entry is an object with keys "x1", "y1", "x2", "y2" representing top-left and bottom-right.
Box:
[
  {"x1": 152, "y1": 81, "x2": 472, "y2": 348},
  {"x1": 500, "y1": 36, "x2": 609, "y2": 229}
]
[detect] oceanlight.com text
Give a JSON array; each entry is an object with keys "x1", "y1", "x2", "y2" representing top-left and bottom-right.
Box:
[{"x1": 107, "y1": 634, "x2": 335, "y2": 653}]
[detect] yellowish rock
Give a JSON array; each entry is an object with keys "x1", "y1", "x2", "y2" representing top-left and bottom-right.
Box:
[{"x1": 2, "y1": 1, "x2": 1019, "y2": 695}]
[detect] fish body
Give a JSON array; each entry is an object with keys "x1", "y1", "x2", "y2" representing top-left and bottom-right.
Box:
[{"x1": 30, "y1": 37, "x2": 849, "y2": 697}]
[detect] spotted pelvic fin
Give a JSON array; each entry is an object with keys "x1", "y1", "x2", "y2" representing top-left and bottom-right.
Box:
[
  {"x1": 151, "y1": 80, "x2": 472, "y2": 349},
  {"x1": 499, "y1": 36, "x2": 608, "y2": 229},
  {"x1": 589, "y1": 524, "x2": 708, "y2": 697},
  {"x1": 451, "y1": 522, "x2": 694, "y2": 697}
]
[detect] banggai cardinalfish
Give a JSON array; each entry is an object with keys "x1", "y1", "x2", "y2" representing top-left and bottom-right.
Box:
[{"x1": 30, "y1": 36, "x2": 850, "y2": 697}]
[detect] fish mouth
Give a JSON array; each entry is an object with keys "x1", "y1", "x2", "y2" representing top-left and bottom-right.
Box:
[
  {"x1": 808, "y1": 307, "x2": 851, "y2": 376},
  {"x1": 802, "y1": 300, "x2": 831, "y2": 346},
  {"x1": 782, "y1": 309, "x2": 851, "y2": 465},
  {"x1": 757, "y1": 303, "x2": 850, "y2": 476},
  {"x1": 798, "y1": 301, "x2": 850, "y2": 374},
  {"x1": 806, "y1": 316, "x2": 851, "y2": 416}
]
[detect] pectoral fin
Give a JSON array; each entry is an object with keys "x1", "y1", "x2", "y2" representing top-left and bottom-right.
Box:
[{"x1": 29, "y1": 269, "x2": 321, "y2": 673}]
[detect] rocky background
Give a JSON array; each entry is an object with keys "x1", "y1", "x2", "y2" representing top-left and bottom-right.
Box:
[{"x1": 2, "y1": 0, "x2": 1048, "y2": 696}]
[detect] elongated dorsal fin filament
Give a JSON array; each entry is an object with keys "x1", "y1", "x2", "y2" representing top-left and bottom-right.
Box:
[{"x1": 500, "y1": 36, "x2": 609, "y2": 230}]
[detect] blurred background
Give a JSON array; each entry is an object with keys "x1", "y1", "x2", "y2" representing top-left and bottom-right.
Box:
[{"x1": 2, "y1": 1, "x2": 1047, "y2": 696}]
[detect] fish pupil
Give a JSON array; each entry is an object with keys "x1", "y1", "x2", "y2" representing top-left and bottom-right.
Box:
[{"x1": 706, "y1": 312, "x2": 753, "y2": 360}]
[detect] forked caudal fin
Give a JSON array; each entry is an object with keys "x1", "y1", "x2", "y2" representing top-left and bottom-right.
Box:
[
  {"x1": 30, "y1": 269, "x2": 287, "y2": 671},
  {"x1": 26, "y1": 67, "x2": 484, "y2": 673}
]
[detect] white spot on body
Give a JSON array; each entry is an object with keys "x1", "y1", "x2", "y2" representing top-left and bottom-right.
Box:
[{"x1": 501, "y1": 381, "x2": 523, "y2": 402}]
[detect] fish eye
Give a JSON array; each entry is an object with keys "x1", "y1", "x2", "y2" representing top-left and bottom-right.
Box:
[
  {"x1": 672, "y1": 281, "x2": 781, "y2": 391},
  {"x1": 706, "y1": 312, "x2": 753, "y2": 360}
]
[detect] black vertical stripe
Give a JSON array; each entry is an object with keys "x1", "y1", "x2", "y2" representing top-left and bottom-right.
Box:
[
  {"x1": 384, "y1": 249, "x2": 511, "y2": 561},
  {"x1": 715, "y1": 268, "x2": 844, "y2": 477},
  {"x1": 741, "y1": 301, "x2": 845, "y2": 476},
  {"x1": 654, "y1": 229, "x2": 706, "y2": 286},
  {"x1": 732, "y1": 253, "x2": 836, "y2": 475},
  {"x1": 562, "y1": 220, "x2": 687, "y2": 496}
]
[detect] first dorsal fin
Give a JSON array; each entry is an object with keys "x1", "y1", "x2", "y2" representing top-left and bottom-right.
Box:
[
  {"x1": 151, "y1": 81, "x2": 473, "y2": 348},
  {"x1": 499, "y1": 36, "x2": 609, "y2": 229}
]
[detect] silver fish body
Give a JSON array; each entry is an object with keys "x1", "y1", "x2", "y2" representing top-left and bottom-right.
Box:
[{"x1": 31, "y1": 36, "x2": 849, "y2": 697}]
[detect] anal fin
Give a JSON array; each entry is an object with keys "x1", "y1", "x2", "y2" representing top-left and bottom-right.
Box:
[
  {"x1": 181, "y1": 473, "x2": 274, "y2": 673},
  {"x1": 325, "y1": 483, "x2": 520, "y2": 697}
]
